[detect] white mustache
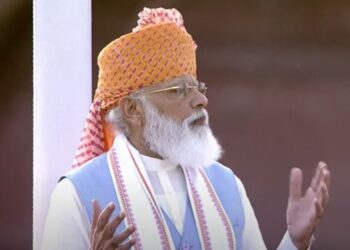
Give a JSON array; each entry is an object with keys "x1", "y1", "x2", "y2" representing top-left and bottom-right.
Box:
[{"x1": 184, "y1": 109, "x2": 208, "y2": 125}]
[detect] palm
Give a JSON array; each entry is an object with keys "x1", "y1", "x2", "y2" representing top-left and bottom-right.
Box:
[
  {"x1": 286, "y1": 162, "x2": 330, "y2": 250},
  {"x1": 287, "y1": 187, "x2": 318, "y2": 247}
]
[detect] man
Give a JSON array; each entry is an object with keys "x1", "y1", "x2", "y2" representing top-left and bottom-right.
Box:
[{"x1": 42, "y1": 7, "x2": 330, "y2": 250}]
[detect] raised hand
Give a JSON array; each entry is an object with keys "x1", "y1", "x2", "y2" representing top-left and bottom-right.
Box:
[
  {"x1": 91, "y1": 200, "x2": 136, "y2": 250},
  {"x1": 286, "y1": 161, "x2": 330, "y2": 250}
]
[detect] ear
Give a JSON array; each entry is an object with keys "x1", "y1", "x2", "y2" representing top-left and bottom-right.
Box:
[{"x1": 119, "y1": 97, "x2": 144, "y2": 127}]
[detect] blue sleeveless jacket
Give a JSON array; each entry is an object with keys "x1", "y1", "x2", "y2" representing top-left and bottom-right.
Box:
[{"x1": 67, "y1": 153, "x2": 245, "y2": 250}]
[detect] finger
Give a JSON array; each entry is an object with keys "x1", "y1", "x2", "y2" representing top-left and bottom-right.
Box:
[
  {"x1": 116, "y1": 238, "x2": 136, "y2": 250},
  {"x1": 102, "y1": 212, "x2": 126, "y2": 240},
  {"x1": 289, "y1": 167, "x2": 303, "y2": 202},
  {"x1": 316, "y1": 164, "x2": 330, "y2": 194},
  {"x1": 97, "y1": 202, "x2": 116, "y2": 232},
  {"x1": 91, "y1": 199, "x2": 102, "y2": 237},
  {"x1": 319, "y1": 182, "x2": 329, "y2": 208},
  {"x1": 114, "y1": 225, "x2": 136, "y2": 244},
  {"x1": 315, "y1": 197, "x2": 324, "y2": 218},
  {"x1": 310, "y1": 162, "x2": 325, "y2": 191},
  {"x1": 322, "y1": 166, "x2": 331, "y2": 190}
]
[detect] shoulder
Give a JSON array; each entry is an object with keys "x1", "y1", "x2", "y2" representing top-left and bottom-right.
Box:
[
  {"x1": 63, "y1": 153, "x2": 112, "y2": 193},
  {"x1": 204, "y1": 162, "x2": 246, "y2": 196},
  {"x1": 51, "y1": 178, "x2": 79, "y2": 204},
  {"x1": 204, "y1": 161, "x2": 237, "y2": 180},
  {"x1": 203, "y1": 161, "x2": 240, "y2": 190},
  {"x1": 66, "y1": 153, "x2": 109, "y2": 181}
]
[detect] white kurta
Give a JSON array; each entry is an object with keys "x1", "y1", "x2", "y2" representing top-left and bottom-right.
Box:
[{"x1": 42, "y1": 155, "x2": 301, "y2": 250}]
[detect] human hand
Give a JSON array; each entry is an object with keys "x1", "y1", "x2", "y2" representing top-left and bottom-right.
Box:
[
  {"x1": 286, "y1": 162, "x2": 330, "y2": 250},
  {"x1": 91, "y1": 200, "x2": 136, "y2": 250}
]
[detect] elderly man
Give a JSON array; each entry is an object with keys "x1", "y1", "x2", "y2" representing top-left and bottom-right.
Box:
[{"x1": 42, "y1": 7, "x2": 330, "y2": 250}]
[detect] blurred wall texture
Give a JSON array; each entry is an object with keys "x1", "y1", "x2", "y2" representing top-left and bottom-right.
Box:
[
  {"x1": 1, "y1": 0, "x2": 350, "y2": 249},
  {"x1": 0, "y1": 0, "x2": 31, "y2": 249}
]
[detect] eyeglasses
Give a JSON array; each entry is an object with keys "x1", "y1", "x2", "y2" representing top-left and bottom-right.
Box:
[{"x1": 141, "y1": 82, "x2": 207, "y2": 98}]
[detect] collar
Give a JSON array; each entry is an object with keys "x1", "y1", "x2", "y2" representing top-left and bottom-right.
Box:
[
  {"x1": 140, "y1": 154, "x2": 179, "y2": 172},
  {"x1": 126, "y1": 140, "x2": 178, "y2": 172}
]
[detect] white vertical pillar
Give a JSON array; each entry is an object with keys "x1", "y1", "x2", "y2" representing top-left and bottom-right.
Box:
[{"x1": 33, "y1": 0, "x2": 91, "y2": 249}]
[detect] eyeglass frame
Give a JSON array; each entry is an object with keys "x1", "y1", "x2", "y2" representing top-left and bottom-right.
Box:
[{"x1": 130, "y1": 81, "x2": 207, "y2": 99}]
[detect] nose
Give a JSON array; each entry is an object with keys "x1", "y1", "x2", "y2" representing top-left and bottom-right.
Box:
[{"x1": 190, "y1": 89, "x2": 208, "y2": 109}]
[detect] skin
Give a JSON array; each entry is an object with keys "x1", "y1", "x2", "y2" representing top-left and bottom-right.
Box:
[
  {"x1": 287, "y1": 162, "x2": 330, "y2": 249},
  {"x1": 91, "y1": 74, "x2": 331, "y2": 250},
  {"x1": 90, "y1": 200, "x2": 136, "y2": 250}
]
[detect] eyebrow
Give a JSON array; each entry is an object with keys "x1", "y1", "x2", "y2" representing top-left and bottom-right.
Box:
[
  {"x1": 132, "y1": 77, "x2": 199, "y2": 96},
  {"x1": 167, "y1": 80, "x2": 199, "y2": 88}
]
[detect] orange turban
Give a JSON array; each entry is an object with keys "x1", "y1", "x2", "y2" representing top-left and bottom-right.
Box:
[{"x1": 72, "y1": 7, "x2": 197, "y2": 168}]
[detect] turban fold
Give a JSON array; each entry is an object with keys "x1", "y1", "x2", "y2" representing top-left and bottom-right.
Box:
[{"x1": 72, "y1": 7, "x2": 197, "y2": 168}]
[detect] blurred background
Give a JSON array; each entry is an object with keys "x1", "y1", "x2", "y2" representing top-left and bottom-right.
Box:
[{"x1": 1, "y1": 0, "x2": 350, "y2": 249}]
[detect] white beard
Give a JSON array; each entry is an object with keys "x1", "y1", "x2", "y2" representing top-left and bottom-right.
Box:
[{"x1": 141, "y1": 99, "x2": 223, "y2": 169}]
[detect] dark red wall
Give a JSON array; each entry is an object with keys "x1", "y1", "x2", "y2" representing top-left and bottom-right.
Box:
[{"x1": 0, "y1": 0, "x2": 32, "y2": 249}]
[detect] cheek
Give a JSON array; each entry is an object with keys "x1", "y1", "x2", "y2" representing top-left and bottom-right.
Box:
[
  {"x1": 156, "y1": 102, "x2": 192, "y2": 121},
  {"x1": 149, "y1": 94, "x2": 193, "y2": 120}
]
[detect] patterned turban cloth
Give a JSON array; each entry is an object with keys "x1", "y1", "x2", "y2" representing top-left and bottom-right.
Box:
[{"x1": 73, "y1": 7, "x2": 197, "y2": 168}]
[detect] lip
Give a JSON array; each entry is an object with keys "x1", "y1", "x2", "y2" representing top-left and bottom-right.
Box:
[{"x1": 191, "y1": 116, "x2": 207, "y2": 126}]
